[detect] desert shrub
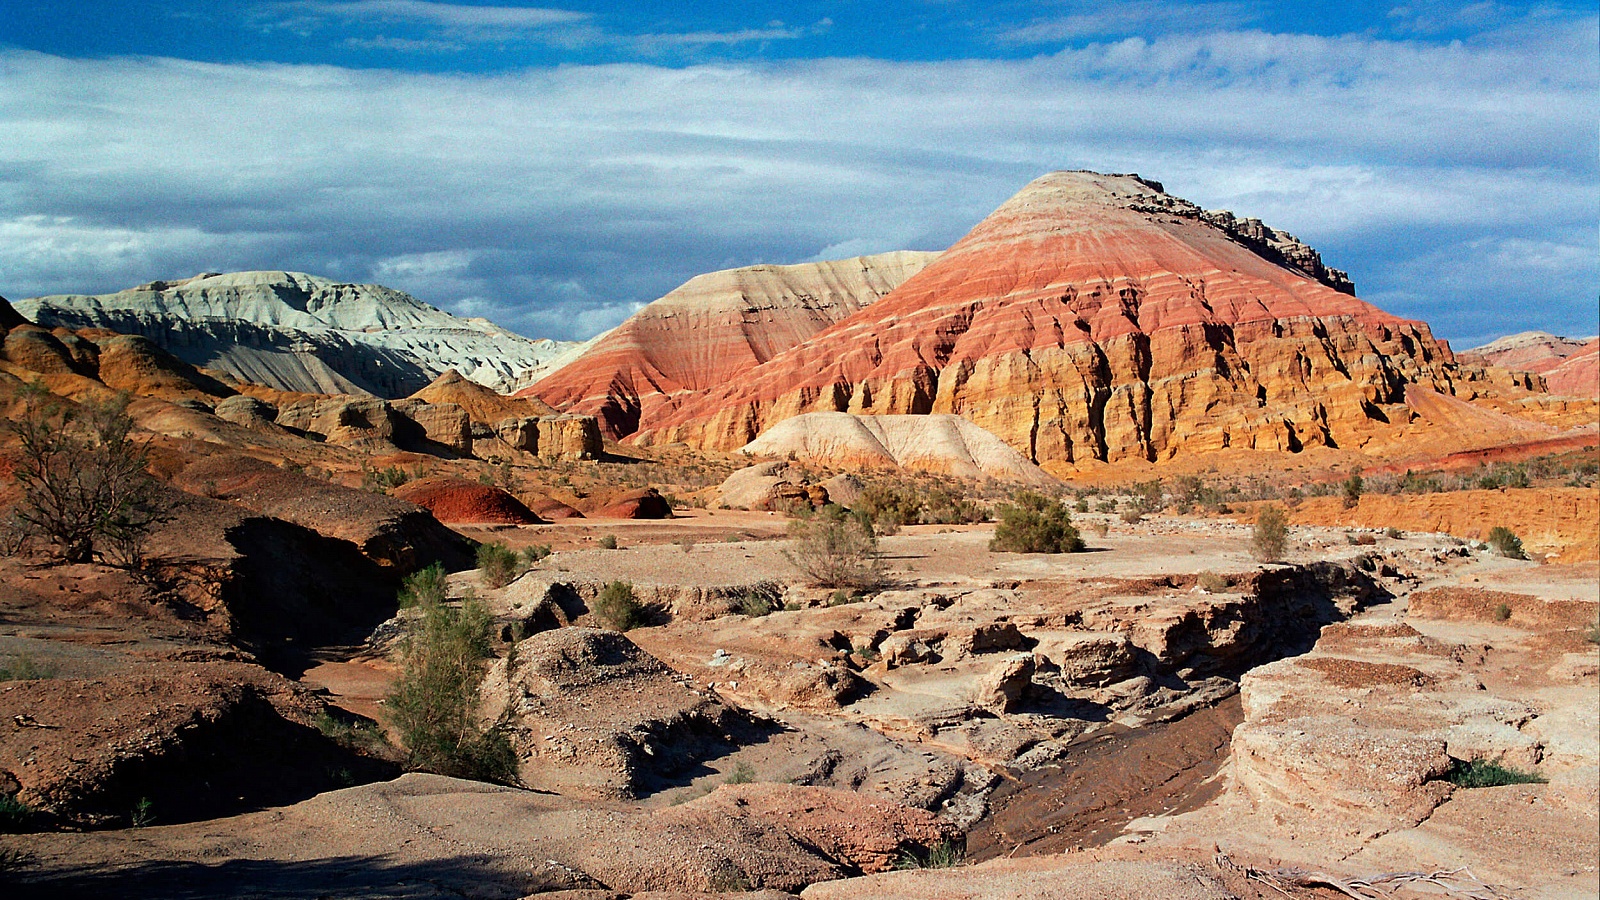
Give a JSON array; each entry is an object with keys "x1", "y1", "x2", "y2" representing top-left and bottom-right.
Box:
[
  {"x1": 784, "y1": 507, "x2": 885, "y2": 590},
  {"x1": 520, "y1": 544, "x2": 552, "y2": 566},
  {"x1": 725, "y1": 762, "x2": 756, "y2": 784},
  {"x1": 0, "y1": 654, "x2": 55, "y2": 682},
  {"x1": 1486, "y1": 526, "x2": 1526, "y2": 559},
  {"x1": 1492, "y1": 602, "x2": 1512, "y2": 622},
  {"x1": 398, "y1": 563, "x2": 449, "y2": 609},
  {"x1": 896, "y1": 838, "x2": 964, "y2": 869},
  {"x1": 312, "y1": 710, "x2": 389, "y2": 755},
  {"x1": 856, "y1": 484, "x2": 922, "y2": 533},
  {"x1": 476, "y1": 541, "x2": 519, "y2": 589},
  {"x1": 386, "y1": 588, "x2": 517, "y2": 783},
  {"x1": 989, "y1": 491, "x2": 1083, "y2": 554},
  {"x1": 1095, "y1": 498, "x2": 1118, "y2": 513},
  {"x1": 676, "y1": 537, "x2": 697, "y2": 553},
  {"x1": 1586, "y1": 619, "x2": 1600, "y2": 645},
  {"x1": 1074, "y1": 497, "x2": 1090, "y2": 513},
  {"x1": 1444, "y1": 758, "x2": 1545, "y2": 789},
  {"x1": 920, "y1": 488, "x2": 986, "y2": 525},
  {"x1": 733, "y1": 582, "x2": 783, "y2": 617},
  {"x1": 1118, "y1": 507, "x2": 1145, "y2": 525},
  {"x1": 593, "y1": 580, "x2": 646, "y2": 631},
  {"x1": 362, "y1": 465, "x2": 411, "y2": 493},
  {"x1": 1341, "y1": 473, "x2": 1363, "y2": 509},
  {"x1": 597, "y1": 534, "x2": 618, "y2": 550},
  {"x1": 1251, "y1": 505, "x2": 1289, "y2": 562},
  {"x1": 1172, "y1": 475, "x2": 1226, "y2": 514},
  {"x1": 1196, "y1": 572, "x2": 1229, "y2": 593},
  {"x1": 0, "y1": 794, "x2": 36, "y2": 833},
  {"x1": 5, "y1": 385, "x2": 172, "y2": 565},
  {"x1": 1129, "y1": 479, "x2": 1164, "y2": 516},
  {"x1": 1384, "y1": 527, "x2": 1404, "y2": 539}
]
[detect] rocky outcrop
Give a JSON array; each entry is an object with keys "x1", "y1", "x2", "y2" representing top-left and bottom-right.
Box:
[
  {"x1": 625, "y1": 172, "x2": 1457, "y2": 470},
  {"x1": 16, "y1": 271, "x2": 587, "y2": 397},
  {"x1": 527, "y1": 252, "x2": 940, "y2": 438},
  {"x1": 493, "y1": 415, "x2": 540, "y2": 451},
  {"x1": 537, "y1": 413, "x2": 602, "y2": 460},
  {"x1": 479, "y1": 627, "x2": 750, "y2": 799},
  {"x1": 408, "y1": 368, "x2": 555, "y2": 423},
  {"x1": 391, "y1": 399, "x2": 472, "y2": 453},
  {"x1": 741, "y1": 412, "x2": 1056, "y2": 483}
]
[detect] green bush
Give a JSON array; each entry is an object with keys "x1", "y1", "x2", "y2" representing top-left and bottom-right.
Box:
[
  {"x1": 476, "y1": 541, "x2": 519, "y2": 588},
  {"x1": 0, "y1": 654, "x2": 55, "y2": 682},
  {"x1": 919, "y1": 488, "x2": 986, "y2": 525},
  {"x1": 398, "y1": 563, "x2": 449, "y2": 609},
  {"x1": 593, "y1": 580, "x2": 646, "y2": 631},
  {"x1": 597, "y1": 534, "x2": 619, "y2": 550},
  {"x1": 725, "y1": 762, "x2": 756, "y2": 784},
  {"x1": 1196, "y1": 572, "x2": 1229, "y2": 593},
  {"x1": 855, "y1": 484, "x2": 923, "y2": 533},
  {"x1": 520, "y1": 544, "x2": 552, "y2": 566},
  {"x1": 361, "y1": 465, "x2": 411, "y2": 492},
  {"x1": 1444, "y1": 758, "x2": 1545, "y2": 789},
  {"x1": 989, "y1": 492, "x2": 1083, "y2": 554},
  {"x1": 783, "y1": 507, "x2": 885, "y2": 590},
  {"x1": 1341, "y1": 473, "x2": 1363, "y2": 509},
  {"x1": 733, "y1": 582, "x2": 783, "y2": 617},
  {"x1": 386, "y1": 589, "x2": 517, "y2": 783},
  {"x1": 1486, "y1": 526, "x2": 1526, "y2": 559},
  {"x1": 0, "y1": 794, "x2": 35, "y2": 833},
  {"x1": 1251, "y1": 505, "x2": 1289, "y2": 562},
  {"x1": 895, "y1": 838, "x2": 964, "y2": 869}
]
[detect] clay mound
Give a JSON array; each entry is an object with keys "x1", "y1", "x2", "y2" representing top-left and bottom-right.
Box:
[
  {"x1": 392, "y1": 477, "x2": 543, "y2": 525},
  {"x1": 480, "y1": 627, "x2": 749, "y2": 798},
  {"x1": 1, "y1": 325, "x2": 84, "y2": 375},
  {"x1": 1402, "y1": 384, "x2": 1562, "y2": 449},
  {"x1": 409, "y1": 368, "x2": 554, "y2": 424},
  {"x1": 591, "y1": 486, "x2": 674, "y2": 519},
  {"x1": 521, "y1": 491, "x2": 585, "y2": 520},
  {"x1": 92, "y1": 332, "x2": 236, "y2": 402},
  {"x1": 527, "y1": 251, "x2": 939, "y2": 438},
  {"x1": 632, "y1": 171, "x2": 1457, "y2": 470},
  {"x1": 742, "y1": 412, "x2": 1055, "y2": 484},
  {"x1": 1460, "y1": 330, "x2": 1590, "y2": 374},
  {"x1": 173, "y1": 455, "x2": 476, "y2": 571}
]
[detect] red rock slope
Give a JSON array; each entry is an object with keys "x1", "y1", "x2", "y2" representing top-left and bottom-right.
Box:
[
  {"x1": 525, "y1": 251, "x2": 939, "y2": 438},
  {"x1": 629, "y1": 172, "x2": 1458, "y2": 468}
]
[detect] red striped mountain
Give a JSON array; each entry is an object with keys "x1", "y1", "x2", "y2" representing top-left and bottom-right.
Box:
[
  {"x1": 604, "y1": 172, "x2": 1463, "y2": 469},
  {"x1": 523, "y1": 252, "x2": 939, "y2": 438},
  {"x1": 1459, "y1": 332, "x2": 1599, "y2": 400}
]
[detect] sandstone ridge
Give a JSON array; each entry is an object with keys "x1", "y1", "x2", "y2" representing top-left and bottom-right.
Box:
[
  {"x1": 740, "y1": 412, "x2": 1055, "y2": 484},
  {"x1": 604, "y1": 171, "x2": 1462, "y2": 469}
]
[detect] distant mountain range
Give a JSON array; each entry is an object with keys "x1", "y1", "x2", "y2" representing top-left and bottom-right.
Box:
[{"x1": 15, "y1": 271, "x2": 593, "y2": 397}]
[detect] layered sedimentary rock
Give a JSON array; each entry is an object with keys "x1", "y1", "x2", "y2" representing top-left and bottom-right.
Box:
[
  {"x1": 621, "y1": 172, "x2": 1458, "y2": 468},
  {"x1": 740, "y1": 412, "x2": 1055, "y2": 484},
  {"x1": 1461, "y1": 331, "x2": 1599, "y2": 399},
  {"x1": 16, "y1": 271, "x2": 586, "y2": 397},
  {"x1": 526, "y1": 252, "x2": 940, "y2": 438}
]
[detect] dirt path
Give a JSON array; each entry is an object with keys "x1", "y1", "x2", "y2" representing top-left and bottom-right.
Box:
[{"x1": 966, "y1": 695, "x2": 1243, "y2": 860}]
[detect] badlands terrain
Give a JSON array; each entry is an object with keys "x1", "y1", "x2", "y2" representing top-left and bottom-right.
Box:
[{"x1": 0, "y1": 171, "x2": 1595, "y2": 899}]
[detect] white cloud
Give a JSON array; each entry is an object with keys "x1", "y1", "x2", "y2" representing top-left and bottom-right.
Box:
[
  {"x1": 0, "y1": 11, "x2": 1595, "y2": 343},
  {"x1": 273, "y1": 1, "x2": 588, "y2": 31}
]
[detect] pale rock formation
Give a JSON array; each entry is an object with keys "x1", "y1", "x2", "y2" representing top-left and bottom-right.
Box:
[
  {"x1": 537, "y1": 413, "x2": 602, "y2": 461},
  {"x1": 527, "y1": 252, "x2": 940, "y2": 438},
  {"x1": 212, "y1": 395, "x2": 281, "y2": 430},
  {"x1": 391, "y1": 399, "x2": 472, "y2": 454},
  {"x1": 16, "y1": 271, "x2": 587, "y2": 397},
  {"x1": 740, "y1": 412, "x2": 1055, "y2": 484},
  {"x1": 494, "y1": 416, "x2": 540, "y2": 452},
  {"x1": 1461, "y1": 331, "x2": 1600, "y2": 399}
]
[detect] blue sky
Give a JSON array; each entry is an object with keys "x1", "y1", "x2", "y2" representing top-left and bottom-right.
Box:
[{"x1": 1, "y1": 1, "x2": 1595, "y2": 347}]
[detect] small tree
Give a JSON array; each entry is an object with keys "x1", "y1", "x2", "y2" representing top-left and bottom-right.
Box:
[
  {"x1": 1341, "y1": 473, "x2": 1363, "y2": 510},
  {"x1": 783, "y1": 506, "x2": 885, "y2": 590},
  {"x1": 386, "y1": 587, "x2": 516, "y2": 783},
  {"x1": 989, "y1": 491, "x2": 1084, "y2": 553},
  {"x1": 1251, "y1": 505, "x2": 1289, "y2": 562},
  {"x1": 5, "y1": 385, "x2": 170, "y2": 565}
]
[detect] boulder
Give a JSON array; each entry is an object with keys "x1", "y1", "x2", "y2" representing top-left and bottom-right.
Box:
[
  {"x1": 494, "y1": 415, "x2": 540, "y2": 452},
  {"x1": 213, "y1": 395, "x2": 280, "y2": 429},
  {"x1": 522, "y1": 492, "x2": 585, "y2": 520},
  {"x1": 537, "y1": 413, "x2": 602, "y2": 461},
  {"x1": 821, "y1": 473, "x2": 865, "y2": 507},
  {"x1": 971, "y1": 653, "x2": 1035, "y2": 713},
  {"x1": 393, "y1": 398, "x2": 472, "y2": 454},
  {"x1": 594, "y1": 487, "x2": 673, "y2": 519}
]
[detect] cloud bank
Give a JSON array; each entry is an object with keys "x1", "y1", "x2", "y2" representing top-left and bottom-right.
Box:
[{"x1": 1, "y1": 13, "x2": 1595, "y2": 346}]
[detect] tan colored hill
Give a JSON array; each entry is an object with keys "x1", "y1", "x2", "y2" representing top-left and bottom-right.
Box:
[
  {"x1": 525, "y1": 252, "x2": 940, "y2": 437},
  {"x1": 408, "y1": 368, "x2": 556, "y2": 423},
  {"x1": 740, "y1": 412, "x2": 1055, "y2": 484},
  {"x1": 624, "y1": 172, "x2": 1462, "y2": 472}
]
